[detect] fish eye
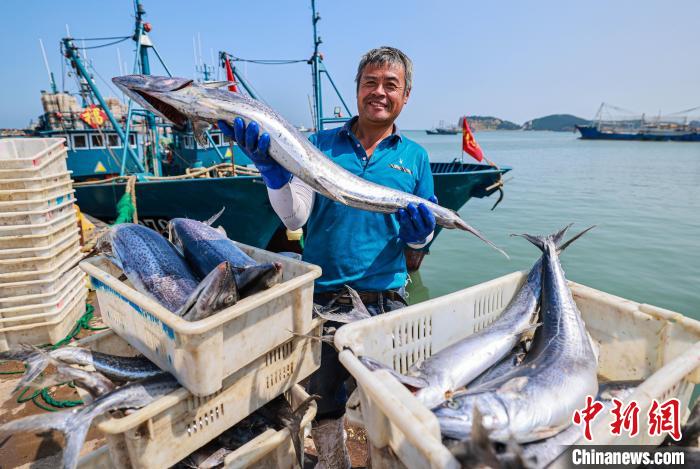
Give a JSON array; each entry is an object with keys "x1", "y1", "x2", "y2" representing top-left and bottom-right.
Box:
[
  {"x1": 225, "y1": 295, "x2": 235, "y2": 303},
  {"x1": 447, "y1": 400, "x2": 460, "y2": 410}
]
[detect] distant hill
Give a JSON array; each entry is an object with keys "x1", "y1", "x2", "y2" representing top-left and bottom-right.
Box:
[
  {"x1": 522, "y1": 114, "x2": 590, "y2": 132},
  {"x1": 464, "y1": 115, "x2": 521, "y2": 131}
]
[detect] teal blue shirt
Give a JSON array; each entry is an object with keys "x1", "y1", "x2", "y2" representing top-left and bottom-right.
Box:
[{"x1": 302, "y1": 117, "x2": 435, "y2": 293}]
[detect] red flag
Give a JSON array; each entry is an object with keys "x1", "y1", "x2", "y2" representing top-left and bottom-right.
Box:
[
  {"x1": 462, "y1": 117, "x2": 484, "y2": 162},
  {"x1": 223, "y1": 56, "x2": 239, "y2": 93}
]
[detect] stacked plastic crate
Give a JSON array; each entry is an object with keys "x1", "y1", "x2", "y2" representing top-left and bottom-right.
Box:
[{"x1": 0, "y1": 138, "x2": 87, "y2": 351}]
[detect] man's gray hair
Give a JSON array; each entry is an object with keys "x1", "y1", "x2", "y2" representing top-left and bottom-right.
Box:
[{"x1": 355, "y1": 46, "x2": 413, "y2": 95}]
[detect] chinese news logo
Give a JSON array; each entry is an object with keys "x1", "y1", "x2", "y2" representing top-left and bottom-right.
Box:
[{"x1": 572, "y1": 396, "x2": 681, "y2": 441}]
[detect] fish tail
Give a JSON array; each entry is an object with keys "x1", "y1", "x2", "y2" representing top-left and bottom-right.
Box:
[
  {"x1": 288, "y1": 394, "x2": 319, "y2": 464},
  {"x1": 513, "y1": 224, "x2": 595, "y2": 254},
  {"x1": 234, "y1": 262, "x2": 283, "y2": 297},
  {"x1": 453, "y1": 218, "x2": 510, "y2": 259},
  {"x1": 357, "y1": 356, "x2": 429, "y2": 390},
  {"x1": 0, "y1": 406, "x2": 94, "y2": 469},
  {"x1": 0, "y1": 345, "x2": 52, "y2": 393},
  {"x1": 557, "y1": 225, "x2": 596, "y2": 253}
]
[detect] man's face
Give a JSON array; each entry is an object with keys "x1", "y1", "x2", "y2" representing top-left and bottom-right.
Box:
[{"x1": 357, "y1": 63, "x2": 410, "y2": 125}]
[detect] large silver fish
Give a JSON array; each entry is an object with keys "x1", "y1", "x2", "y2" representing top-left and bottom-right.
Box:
[
  {"x1": 433, "y1": 226, "x2": 599, "y2": 443},
  {"x1": 0, "y1": 374, "x2": 179, "y2": 469},
  {"x1": 101, "y1": 223, "x2": 238, "y2": 320},
  {"x1": 0, "y1": 344, "x2": 164, "y2": 393},
  {"x1": 112, "y1": 75, "x2": 507, "y2": 258},
  {"x1": 169, "y1": 215, "x2": 282, "y2": 298},
  {"x1": 359, "y1": 226, "x2": 593, "y2": 409}
]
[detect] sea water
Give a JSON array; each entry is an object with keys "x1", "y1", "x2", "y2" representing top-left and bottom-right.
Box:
[{"x1": 405, "y1": 130, "x2": 699, "y2": 319}]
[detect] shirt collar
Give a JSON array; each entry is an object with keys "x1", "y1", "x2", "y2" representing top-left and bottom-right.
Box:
[{"x1": 339, "y1": 116, "x2": 403, "y2": 143}]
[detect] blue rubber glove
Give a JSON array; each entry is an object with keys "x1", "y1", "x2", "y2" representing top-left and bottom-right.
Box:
[
  {"x1": 218, "y1": 118, "x2": 292, "y2": 189},
  {"x1": 397, "y1": 195, "x2": 438, "y2": 245}
]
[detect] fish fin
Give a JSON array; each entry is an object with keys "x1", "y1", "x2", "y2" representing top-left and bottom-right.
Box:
[
  {"x1": 358, "y1": 356, "x2": 429, "y2": 390},
  {"x1": 316, "y1": 174, "x2": 348, "y2": 205},
  {"x1": 234, "y1": 262, "x2": 283, "y2": 297},
  {"x1": 31, "y1": 356, "x2": 114, "y2": 399},
  {"x1": 453, "y1": 217, "x2": 510, "y2": 259},
  {"x1": 313, "y1": 307, "x2": 371, "y2": 324},
  {"x1": 193, "y1": 121, "x2": 212, "y2": 147},
  {"x1": 179, "y1": 261, "x2": 238, "y2": 321},
  {"x1": 511, "y1": 233, "x2": 547, "y2": 252},
  {"x1": 200, "y1": 81, "x2": 234, "y2": 89},
  {"x1": 551, "y1": 223, "x2": 574, "y2": 246},
  {"x1": 557, "y1": 225, "x2": 596, "y2": 253},
  {"x1": 0, "y1": 406, "x2": 93, "y2": 469},
  {"x1": 204, "y1": 207, "x2": 226, "y2": 226},
  {"x1": 216, "y1": 226, "x2": 227, "y2": 236},
  {"x1": 288, "y1": 394, "x2": 320, "y2": 465},
  {"x1": 345, "y1": 285, "x2": 372, "y2": 318}
]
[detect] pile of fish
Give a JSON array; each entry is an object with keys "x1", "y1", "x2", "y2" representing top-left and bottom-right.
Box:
[
  {"x1": 0, "y1": 344, "x2": 313, "y2": 469},
  {"x1": 0, "y1": 345, "x2": 178, "y2": 469},
  {"x1": 112, "y1": 75, "x2": 508, "y2": 259},
  {"x1": 359, "y1": 224, "x2": 609, "y2": 467},
  {"x1": 98, "y1": 213, "x2": 282, "y2": 321},
  {"x1": 175, "y1": 393, "x2": 317, "y2": 469}
]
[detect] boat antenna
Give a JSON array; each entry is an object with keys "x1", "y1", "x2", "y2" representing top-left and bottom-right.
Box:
[{"x1": 38, "y1": 39, "x2": 58, "y2": 94}]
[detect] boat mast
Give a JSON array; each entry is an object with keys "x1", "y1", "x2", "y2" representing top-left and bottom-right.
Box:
[
  {"x1": 38, "y1": 39, "x2": 58, "y2": 94},
  {"x1": 133, "y1": 0, "x2": 162, "y2": 176},
  {"x1": 61, "y1": 37, "x2": 143, "y2": 172},
  {"x1": 309, "y1": 0, "x2": 352, "y2": 131}
]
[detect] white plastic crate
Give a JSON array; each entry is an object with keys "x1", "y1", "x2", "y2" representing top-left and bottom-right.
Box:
[
  {"x1": 78, "y1": 384, "x2": 316, "y2": 469},
  {"x1": 0, "y1": 209, "x2": 77, "y2": 237},
  {"x1": 0, "y1": 189, "x2": 74, "y2": 212},
  {"x1": 0, "y1": 138, "x2": 67, "y2": 172},
  {"x1": 335, "y1": 272, "x2": 700, "y2": 469},
  {"x1": 74, "y1": 326, "x2": 320, "y2": 469},
  {"x1": 0, "y1": 256, "x2": 82, "y2": 298},
  {"x1": 0, "y1": 225, "x2": 79, "y2": 259},
  {"x1": 0, "y1": 266, "x2": 83, "y2": 308},
  {"x1": 80, "y1": 242, "x2": 321, "y2": 396},
  {"x1": 0, "y1": 242, "x2": 80, "y2": 277},
  {"x1": 0, "y1": 213, "x2": 78, "y2": 250},
  {"x1": 0, "y1": 197, "x2": 76, "y2": 226},
  {"x1": 0, "y1": 287, "x2": 86, "y2": 351},
  {"x1": 0, "y1": 274, "x2": 86, "y2": 324},
  {"x1": 0, "y1": 170, "x2": 72, "y2": 191},
  {"x1": 0, "y1": 178, "x2": 74, "y2": 202}
]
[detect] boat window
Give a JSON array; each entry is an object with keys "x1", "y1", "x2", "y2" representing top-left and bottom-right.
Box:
[
  {"x1": 184, "y1": 136, "x2": 193, "y2": 149},
  {"x1": 90, "y1": 134, "x2": 105, "y2": 148},
  {"x1": 128, "y1": 134, "x2": 137, "y2": 147},
  {"x1": 210, "y1": 133, "x2": 222, "y2": 146},
  {"x1": 107, "y1": 134, "x2": 120, "y2": 148},
  {"x1": 72, "y1": 134, "x2": 88, "y2": 149}
]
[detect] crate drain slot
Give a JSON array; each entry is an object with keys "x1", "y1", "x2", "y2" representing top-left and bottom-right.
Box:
[{"x1": 185, "y1": 404, "x2": 224, "y2": 436}]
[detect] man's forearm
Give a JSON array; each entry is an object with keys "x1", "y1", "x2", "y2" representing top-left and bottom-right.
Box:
[{"x1": 267, "y1": 177, "x2": 315, "y2": 230}]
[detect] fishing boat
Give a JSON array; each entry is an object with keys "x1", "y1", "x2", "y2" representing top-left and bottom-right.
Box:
[
  {"x1": 426, "y1": 120, "x2": 461, "y2": 135},
  {"x1": 29, "y1": 0, "x2": 509, "y2": 269},
  {"x1": 576, "y1": 102, "x2": 700, "y2": 142}
]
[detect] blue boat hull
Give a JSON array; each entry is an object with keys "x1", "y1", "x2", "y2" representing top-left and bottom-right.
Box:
[
  {"x1": 75, "y1": 163, "x2": 510, "y2": 256},
  {"x1": 577, "y1": 125, "x2": 700, "y2": 142}
]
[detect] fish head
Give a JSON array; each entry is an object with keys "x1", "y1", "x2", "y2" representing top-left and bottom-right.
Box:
[
  {"x1": 112, "y1": 75, "x2": 237, "y2": 131},
  {"x1": 112, "y1": 75, "x2": 206, "y2": 130},
  {"x1": 434, "y1": 392, "x2": 510, "y2": 441},
  {"x1": 181, "y1": 261, "x2": 239, "y2": 321}
]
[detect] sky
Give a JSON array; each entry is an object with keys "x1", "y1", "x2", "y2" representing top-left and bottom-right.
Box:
[{"x1": 1, "y1": 0, "x2": 698, "y2": 129}]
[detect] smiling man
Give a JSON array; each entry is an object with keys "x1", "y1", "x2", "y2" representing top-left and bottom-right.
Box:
[{"x1": 219, "y1": 46, "x2": 435, "y2": 468}]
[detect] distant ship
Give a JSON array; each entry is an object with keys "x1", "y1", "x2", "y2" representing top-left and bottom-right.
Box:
[
  {"x1": 576, "y1": 103, "x2": 700, "y2": 142},
  {"x1": 426, "y1": 120, "x2": 461, "y2": 135}
]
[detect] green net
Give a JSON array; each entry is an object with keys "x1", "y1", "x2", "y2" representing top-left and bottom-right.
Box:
[{"x1": 113, "y1": 191, "x2": 135, "y2": 225}]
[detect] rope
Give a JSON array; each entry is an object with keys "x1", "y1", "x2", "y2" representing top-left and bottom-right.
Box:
[
  {"x1": 112, "y1": 176, "x2": 138, "y2": 225},
  {"x1": 76, "y1": 37, "x2": 130, "y2": 50},
  {"x1": 10, "y1": 303, "x2": 107, "y2": 411}
]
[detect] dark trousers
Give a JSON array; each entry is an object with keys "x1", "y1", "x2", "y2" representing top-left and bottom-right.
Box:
[{"x1": 308, "y1": 289, "x2": 407, "y2": 420}]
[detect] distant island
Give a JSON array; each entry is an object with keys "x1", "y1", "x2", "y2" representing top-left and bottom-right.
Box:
[
  {"x1": 425, "y1": 113, "x2": 591, "y2": 132},
  {"x1": 463, "y1": 115, "x2": 520, "y2": 131},
  {"x1": 521, "y1": 114, "x2": 590, "y2": 132}
]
